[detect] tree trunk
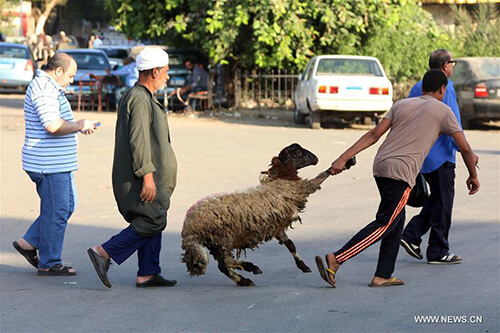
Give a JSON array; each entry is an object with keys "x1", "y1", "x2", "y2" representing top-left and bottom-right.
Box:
[{"x1": 34, "y1": 0, "x2": 62, "y2": 35}]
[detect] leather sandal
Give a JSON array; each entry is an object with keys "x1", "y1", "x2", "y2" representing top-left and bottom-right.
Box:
[
  {"x1": 12, "y1": 241, "x2": 38, "y2": 269},
  {"x1": 38, "y1": 264, "x2": 77, "y2": 276}
]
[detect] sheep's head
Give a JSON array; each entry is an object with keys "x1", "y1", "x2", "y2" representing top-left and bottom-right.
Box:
[
  {"x1": 265, "y1": 143, "x2": 318, "y2": 180},
  {"x1": 182, "y1": 243, "x2": 210, "y2": 276}
]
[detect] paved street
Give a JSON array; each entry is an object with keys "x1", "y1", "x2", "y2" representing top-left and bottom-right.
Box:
[{"x1": 1, "y1": 94, "x2": 499, "y2": 332}]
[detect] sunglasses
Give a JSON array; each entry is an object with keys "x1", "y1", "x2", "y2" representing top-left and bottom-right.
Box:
[{"x1": 444, "y1": 60, "x2": 457, "y2": 66}]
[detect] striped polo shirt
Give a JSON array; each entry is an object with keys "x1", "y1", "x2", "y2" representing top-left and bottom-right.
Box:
[{"x1": 22, "y1": 70, "x2": 78, "y2": 173}]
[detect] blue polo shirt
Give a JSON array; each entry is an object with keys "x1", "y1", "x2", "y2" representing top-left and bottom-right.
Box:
[{"x1": 408, "y1": 80, "x2": 462, "y2": 173}]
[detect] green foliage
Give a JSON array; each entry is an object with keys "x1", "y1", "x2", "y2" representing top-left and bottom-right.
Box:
[
  {"x1": 450, "y1": 3, "x2": 500, "y2": 58},
  {"x1": 1, "y1": 0, "x2": 17, "y2": 36},
  {"x1": 104, "y1": 0, "x2": 481, "y2": 86},
  {"x1": 362, "y1": 1, "x2": 451, "y2": 82}
]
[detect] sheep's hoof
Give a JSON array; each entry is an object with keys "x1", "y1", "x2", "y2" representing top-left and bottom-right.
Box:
[
  {"x1": 252, "y1": 267, "x2": 263, "y2": 275},
  {"x1": 241, "y1": 262, "x2": 263, "y2": 275},
  {"x1": 237, "y1": 278, "x2": 255, "y2": 287},
  {"x1": 297, "y1": 261, "x2": 312, "y2": 273}
]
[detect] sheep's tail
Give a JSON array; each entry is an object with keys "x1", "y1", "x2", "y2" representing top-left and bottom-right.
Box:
[{"x1": 181, "y1": 235, "x2": 209, "y2": 276}]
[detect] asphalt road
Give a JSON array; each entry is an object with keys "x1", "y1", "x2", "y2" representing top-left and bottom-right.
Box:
[{"x1": 1, "y1": 94, "x2": 499, "y2": 333}]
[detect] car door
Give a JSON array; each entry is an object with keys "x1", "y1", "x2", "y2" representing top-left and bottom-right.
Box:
[
  {"x1": 295, "y1": 59, "x2": 313, "y2": 111},
  {"x1": 302, "y1": 57, "x2": 317, "y2": 112}
]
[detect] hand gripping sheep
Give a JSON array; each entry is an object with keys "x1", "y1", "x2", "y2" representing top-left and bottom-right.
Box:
[{"x1": 181, "y1": 143, "x2": 355, "y2": 286}]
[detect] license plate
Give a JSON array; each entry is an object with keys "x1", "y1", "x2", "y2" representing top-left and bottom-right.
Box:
[
  {"x1": 170, "y1": 77, "x2": 185, "y2": 86},
  {"x1": 0, "y1": 62, "x2": 14, "y2": 69}
]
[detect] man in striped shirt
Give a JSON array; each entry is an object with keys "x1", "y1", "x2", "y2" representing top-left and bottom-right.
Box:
[{"x1": 13, "y1": 53, "x2": 100, "y2": 276}]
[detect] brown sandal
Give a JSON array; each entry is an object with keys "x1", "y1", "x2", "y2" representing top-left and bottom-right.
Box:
[{"x1": 38, "y1": 264, "x2": 77, "y2": 276}]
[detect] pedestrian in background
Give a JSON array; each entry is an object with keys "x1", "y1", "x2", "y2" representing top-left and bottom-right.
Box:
[
  {"x1": 104, "y1": 56, "x2": 138, "y2": 106},
  {"x1": 315, "y1": 69, "x2": 479, "y2": 288},
  {"x1": 93, "y1": 34, "x2": 103, "y2": 48},
  {"x1": 400, "y1": 49, "x2": 476, "y2": 264},
  {"x1": 88, "y1": 47, "x2": 178, "y2": 288},
  {"x1": 13, "y1": 53, "x2": 100, "y2": 276},
  {"x1": 88, "y1": 34, "x2": 95, "y2": 49}
]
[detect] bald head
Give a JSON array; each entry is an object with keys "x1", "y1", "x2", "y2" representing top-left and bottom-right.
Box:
[
  {"x1": 46, "y1": 53, "x2": 76, "y2": 72},
  {"x1": 45, "y1": 53, "x2": 77, "y2": 88}
]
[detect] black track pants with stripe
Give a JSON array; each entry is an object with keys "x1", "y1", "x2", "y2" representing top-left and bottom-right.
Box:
[{"x1": 334, "y1": 177, "x2": 411, "y2": 279}]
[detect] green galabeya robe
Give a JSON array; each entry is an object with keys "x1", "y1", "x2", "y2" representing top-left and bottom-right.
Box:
[{"x1": 112, "y1": 83, "x2": 177, "y2": 236}]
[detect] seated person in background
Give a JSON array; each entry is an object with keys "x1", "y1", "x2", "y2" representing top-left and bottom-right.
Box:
[
  {"x1": 104, "y1": 56, "x2": 139, "y2": 107},
  {"x1": 169, "y1": 59, "x2": 208, "y2": 111},
  {"x1": 56, "y1": 31, "x2": 72, "y2": 51}
]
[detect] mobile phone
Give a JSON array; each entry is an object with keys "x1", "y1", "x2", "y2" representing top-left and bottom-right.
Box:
[{"x1": 95, "y1": 122, "x2": 102, "y2": 127}]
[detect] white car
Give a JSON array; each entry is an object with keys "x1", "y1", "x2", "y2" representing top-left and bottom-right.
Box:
[{"x1": 294, "y1": 55, "x2": 393, "y2": 128}]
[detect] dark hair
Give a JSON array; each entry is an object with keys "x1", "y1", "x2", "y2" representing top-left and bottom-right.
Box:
[
  {"x1": 139, "y1": 67, "x2": 163, "y2": 77},
  {"x1": 428, "y1": 49, "x2": 451, "y2": 69},
  {"x1": 46, "y1": 53, "x2": 74, "y2": 71},
  {"x1": 422, "y1": 69, "x2": 448, "y2": 93}
]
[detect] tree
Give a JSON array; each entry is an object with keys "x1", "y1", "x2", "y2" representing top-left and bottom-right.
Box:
[
  {"x1": 362, "y1": 0, "x2": 451, "y2": 82},
  {"x1": 103, "y1": 0, "x2": 449, "y2": 87},
  {"x1": 0, "y1": 0, "x2": 17, "y2": 36},
  {"x1": 32, "y1": 0, "x2": 67, "y2": 35},
  {"x1": 451, "y1": 3, "x2": 500, "y2": 58}
]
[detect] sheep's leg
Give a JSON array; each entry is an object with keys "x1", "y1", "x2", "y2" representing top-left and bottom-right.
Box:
[
  {"x1": 211, "y1": 249, "x2": 255, "y2": 286},
  {"x1": 276, "y1": 231, "x2": 311, "y2": 273},
  {"x1": 231, "y1": 258, "x2": 263, "y2": 275}
]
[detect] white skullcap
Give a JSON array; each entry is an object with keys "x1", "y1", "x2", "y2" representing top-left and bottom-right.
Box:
[{"x1": 136, "y1": 47, "x2": 169, "y2": 71}]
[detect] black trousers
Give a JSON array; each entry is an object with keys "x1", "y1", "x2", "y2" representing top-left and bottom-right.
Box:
[
  {"x1": 334, "y1": 177, "x2": 411, "y2": 279},
  {"x1": 402, "y1": 162, "x2": 455, "y2": 260}
]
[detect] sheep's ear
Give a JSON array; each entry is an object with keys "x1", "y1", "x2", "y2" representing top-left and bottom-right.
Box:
[{"x1": 271, "y1": 156, "x2": 281, "y2": 166}]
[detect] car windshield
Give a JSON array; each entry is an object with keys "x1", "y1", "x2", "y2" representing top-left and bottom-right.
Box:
[
  {"x1": 169, "y1": 54, "x2": 186, "y2": 66},
  {"x1": 0, "y1": 46, "x2": 28, "y2": 59},
  {"x1": 101, "y1": 48, "x2": 129, "y2": 59},
  {"x1": 316, "y1": 59, "x2": 383, "y2": 77},
  {"x1": 68, "y1": 53, "x2": 109, "y2": 70},
  {"x1": 470, "y1": 58, "x2": 500, "y2": 78}
]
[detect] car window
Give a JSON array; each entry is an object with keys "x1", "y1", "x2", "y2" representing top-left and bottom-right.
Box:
[
  {"x1": 301, "y1": 61, "x2": 312, "y2": 80},
  {"x1": 68, "y1": 53, "x2": 109, "y2": 70},
  {"x1": 101, "y1": 48, "x2": 129, "y2": 59},
  {"x1": 0, "y1": 46, "x2": 28, "y2": 59},
  {"x1": 451, "y1": 61, "x2": 469, "y2": 84},
  {"x1": 304, "y1": 58, "x2": 316, "y2": 80},
  {"x1": 472, "y1": 59, "x2": 500, "y2": 78},
  {"x1": 316, "y1": 59, "x2": 383, "y2": 77},
  {"x1": 169, "y1": 54, "x2": 185, "y2": 66}
]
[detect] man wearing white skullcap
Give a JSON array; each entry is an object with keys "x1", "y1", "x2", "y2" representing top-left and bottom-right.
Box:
[{"x1": 88, "y1": 47, "x2": 178, "y2": 288}]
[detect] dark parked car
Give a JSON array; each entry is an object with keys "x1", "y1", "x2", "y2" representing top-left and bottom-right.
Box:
[
  {"x1": 97, "y1": 45, "x2": 131, "y2": 69},
  {"x1": 0, "y1": 42, "x2": 37, "y2": 91},
  {"x1": 450, "y1": 57, "x2": 500, "y2": 128},
  {"x1": 129, "y1": 45, "x2": 207, "y2": 110}
]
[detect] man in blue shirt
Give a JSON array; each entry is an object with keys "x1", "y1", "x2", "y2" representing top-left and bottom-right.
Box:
[
  {"x1": 105, "y1": 56, "x2": 139, "y2": 107},
  {"x1": 169, "y1": 59, "x2": 208, "y2": 111},
  {"x1": 400, "y1": 49, "x2": 478, "y2": 264}
]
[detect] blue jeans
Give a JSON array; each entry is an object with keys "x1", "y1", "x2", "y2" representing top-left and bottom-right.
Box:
[
  {"x1": 23, "y1": 171, "x2": 77, "y2": 269},
  {"x1": 102, "y1": 226, "x2": 162, "y2": 276}
]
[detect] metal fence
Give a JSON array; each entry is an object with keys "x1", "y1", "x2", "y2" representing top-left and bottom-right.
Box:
[{"x1": 235, "y1": 69, "x2": 299, "y2": 109}]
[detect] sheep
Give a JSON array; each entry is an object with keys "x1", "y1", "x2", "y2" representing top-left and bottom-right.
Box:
[{"x1": 181, "y1": 143, "x2": 355, "y2": 286}]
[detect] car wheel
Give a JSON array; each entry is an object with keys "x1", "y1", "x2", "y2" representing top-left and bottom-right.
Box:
[
  {"x1": 309, "y1": 111, "x2": 321, "y2": 129},
  {"x1": 294, "y1": 105, "x2": 307, "y2": 125}
]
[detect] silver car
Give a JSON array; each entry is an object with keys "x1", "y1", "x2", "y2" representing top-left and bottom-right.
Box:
[
  {"x1": 0, "y1": 42, "x2": 37, "y2": 91},
  {"x1": 294, "y1": 55, "x2": 393, "y2": 129}
]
